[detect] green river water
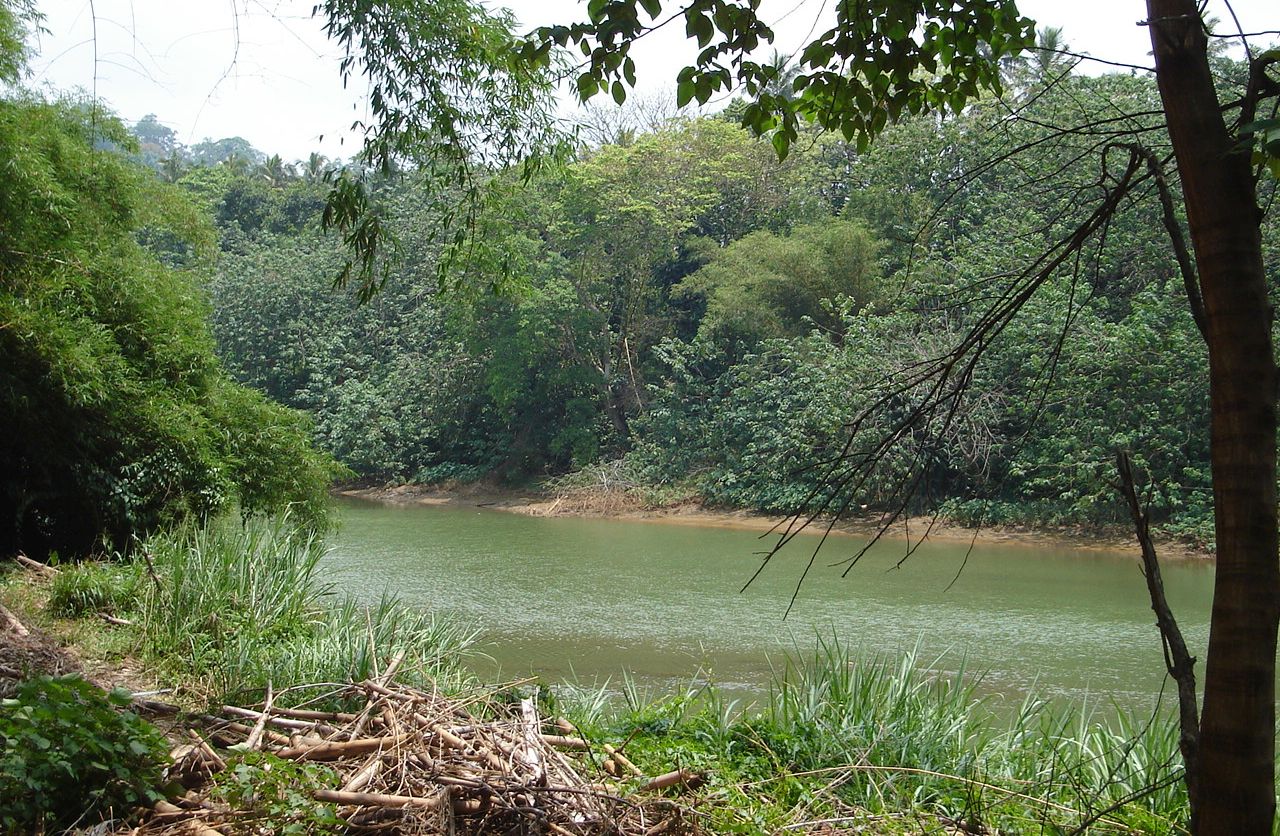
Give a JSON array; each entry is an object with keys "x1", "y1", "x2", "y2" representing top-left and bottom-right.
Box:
[{"x1": 327, "y1": 497, "x2": 1215, "y2": 712}]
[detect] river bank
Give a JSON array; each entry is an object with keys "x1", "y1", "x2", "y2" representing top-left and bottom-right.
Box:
[
  {"x1": 1, "y1": 513, "x2": 1196, "y2": 833},
  {"x1": 336, "y1": 481, "x2": 1211, "y2": 561}
]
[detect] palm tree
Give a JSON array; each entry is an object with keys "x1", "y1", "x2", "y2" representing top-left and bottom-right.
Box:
[
  {"x1": 221, "y1": 153, "x2": 251, "y2": 177},
  {"x1": 762, "y1": 49, "x2": 800, "y2": 102},
  {"x1": 257, "y1": 154, "x2": 295, "y2": 188},
  {"x1": 300, "y1": 152, "x2": 331, "y2": 184}
]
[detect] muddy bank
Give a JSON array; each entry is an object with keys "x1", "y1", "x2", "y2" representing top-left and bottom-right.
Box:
[{"x1": 336, "y1": 482, "x2": 1211, "y2": 561}]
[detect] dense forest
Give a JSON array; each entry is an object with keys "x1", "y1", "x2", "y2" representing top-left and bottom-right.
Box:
[{"x1": 123, "y1": 53, "x2": 1271, "y2": 548}]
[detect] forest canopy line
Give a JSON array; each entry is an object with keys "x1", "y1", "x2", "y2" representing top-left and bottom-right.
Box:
[{"x1": 188, "y1": 61, "x2": 1267, "y2": 549}]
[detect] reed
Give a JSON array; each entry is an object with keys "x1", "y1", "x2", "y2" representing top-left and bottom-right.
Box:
[
  {"x1": 135, "y1": 515, "x2": 477, "y2": 703},
  {"x1": 559, "y1": 637, "x2": 1192, "y2": 833}
]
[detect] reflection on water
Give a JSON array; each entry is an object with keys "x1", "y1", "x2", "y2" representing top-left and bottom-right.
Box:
[{"x1": 325, "y1": 497, "x2": 1215, "y2": 711}]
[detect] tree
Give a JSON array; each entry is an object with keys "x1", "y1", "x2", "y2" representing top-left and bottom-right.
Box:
[
  {"x1": 519, "y1": 1, "x2": 1276, "y2": 830},
  {"x1": 0, "y1": 94, "x2": 339, "y2": 558},
  {"x1": 678, "y1": 218, "x2": 880, "y2": 351}
]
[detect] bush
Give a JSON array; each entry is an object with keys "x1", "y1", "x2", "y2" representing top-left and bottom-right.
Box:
[{"x1": 0, "y1": 675, "x2": 169, "y2": 832}]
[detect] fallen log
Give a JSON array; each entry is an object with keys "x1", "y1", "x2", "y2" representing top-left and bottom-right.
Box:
[
  {"x1": 0, "y1": 603, "x2": 29, "y2": 637},
  {"x1": 15, "y1": 553, "x2": 56, "y2": 577}
]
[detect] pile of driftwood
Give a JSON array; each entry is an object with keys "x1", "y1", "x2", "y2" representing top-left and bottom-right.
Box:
[{"x1": 144, "y1": 671, "x2": 700, "y2": 835}]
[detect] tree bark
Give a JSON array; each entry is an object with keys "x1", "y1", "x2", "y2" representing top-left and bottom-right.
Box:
[{"x1": 1146, "y1": 2, "x2": 1279, "y2": 832}]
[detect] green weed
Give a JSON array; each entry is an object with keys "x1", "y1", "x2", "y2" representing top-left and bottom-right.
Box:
[{"x1": 0, "y1": 675, "x2": 169, "y2": 833}]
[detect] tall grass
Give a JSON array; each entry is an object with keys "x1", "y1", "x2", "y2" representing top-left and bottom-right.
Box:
[
  {"x1": 141, "y1": 516, "x2": 327, "y2": 655},
  {"x1": 136, "y1": 516, "x2": 477, "y2": 703},
  {"x1": 558, "y1": 638, "x2": 1191, "y2": 833}
]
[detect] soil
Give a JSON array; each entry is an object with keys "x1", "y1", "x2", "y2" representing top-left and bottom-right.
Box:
[
  {"x1": 0, "y1": 627, "x2": 79, "y2": 697},
  {"x1": 0, "y1": 569, "x2": 161, "y2": 698},
  {"x1": 336, "y1": 481, "x2": 1212, "y2": 561}
]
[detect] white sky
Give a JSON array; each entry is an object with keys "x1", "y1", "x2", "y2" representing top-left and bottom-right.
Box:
[{"x1": 26, "y1": 0, "x2": 1277, "y2": 162}]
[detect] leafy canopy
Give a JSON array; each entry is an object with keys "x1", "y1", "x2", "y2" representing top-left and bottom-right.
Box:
[{"x1": 520, "y1": 0, "x2": 1036, "y2": 157}]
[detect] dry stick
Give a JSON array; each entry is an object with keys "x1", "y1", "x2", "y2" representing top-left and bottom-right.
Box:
[
  {"x1": 14, "y1": 553, "x2": 56, "y2": 576},
  {"x1": 341, "y1": 755, "x2": 386, "y2": 793},
  {"x1": 244, "y1": 683, "x2": 274, "y2": 751},
  {"x1": 269, "y1": 706, "x2": 359, "y2": 723},
  {"x1": 1115, "y1": 450, "x2": 1200, "y2": 824},
  {"x1": 201, "y1": 718, "x2": 291, "y2": 746},
  {"x1": 520, "y1": 697, "x2": 546, "y2": 786},
  {"x1": 276, "y1": 731, "x2": 416, "y2": 761},
  {"x1": 0, "y1": 603, "x2": 28, "y2": 636},
  {"x1": 378, "y1": 647, "x2": 407, "y2": 685},
  {"x1": 541, "y1": 734, "x2": 590, "y2": 750},
  {"x1": 314, "y1": 789, "x2": 443, "y2": 809},
  {"x1": 186, "y1": 730, "x2": 227, "y2": 772},
  {"x1": 220, "y1": 705, "x2": 339, "y2": 736}
]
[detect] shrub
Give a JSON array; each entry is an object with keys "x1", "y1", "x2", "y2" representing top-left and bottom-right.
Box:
[{"x1": 0, "y1": 675, "x2": 169, "y2": 832}]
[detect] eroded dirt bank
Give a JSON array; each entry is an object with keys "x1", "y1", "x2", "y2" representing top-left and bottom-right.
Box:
[{"x1": 336, "y1": 482, "x2": 1210, "y2": 561}]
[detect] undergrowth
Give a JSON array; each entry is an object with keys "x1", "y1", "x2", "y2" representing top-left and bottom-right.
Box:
[{"x1": 557, "y1": 639, "x2": 1191, "y2": 833}]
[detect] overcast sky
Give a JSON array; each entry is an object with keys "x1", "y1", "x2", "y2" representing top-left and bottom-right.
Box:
[{"x1": 26, "y1": 0, "x2": 1276, "y2": 162}]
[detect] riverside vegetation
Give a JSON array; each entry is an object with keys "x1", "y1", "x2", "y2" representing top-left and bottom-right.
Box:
[
  {"x1": 2, "y1": 523, "x2": 1195, "y2": 832},
  {"x1": 0, "y1": 0, "x2": 1276, "y2": 831}
]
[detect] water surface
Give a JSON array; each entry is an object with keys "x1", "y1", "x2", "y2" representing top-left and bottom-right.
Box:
[{"x1": 326, "y1": 497, "x2": 1215, "y2": 711}]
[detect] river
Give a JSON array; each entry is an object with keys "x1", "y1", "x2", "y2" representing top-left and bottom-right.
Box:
[{"x1": 326, "y1": 496, "x2": 1215, "y2": 712}]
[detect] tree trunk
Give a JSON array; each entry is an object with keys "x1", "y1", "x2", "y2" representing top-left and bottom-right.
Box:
[{"x1": 1146, "y1": 2, "x2": 1279, "y2": 832}]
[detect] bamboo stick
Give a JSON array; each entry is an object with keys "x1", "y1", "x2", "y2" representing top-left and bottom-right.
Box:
[
  {"x1": 276, "y1": 731, "x2": 415, "y2": 761},
  {"x1": 314, "y1": 789, "x2": 442, "y2": 809},
  {"x1": 269, "y1": 706, "x2": 359, "y2": 723},
  {"x1": 603, "y1": 743, "x2": 643, "y2": 777},
  {"x1": 641, "y1": 769, "x2": 703, "y2": 792},
  {"x1": 219, "y1": 705, "x2": 338, "y2": 736},
  {"x1": 244, "y1": 684, "x2": 273, "y2": 751}
]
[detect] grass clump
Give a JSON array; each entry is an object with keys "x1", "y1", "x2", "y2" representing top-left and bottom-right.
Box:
[
  {"x1": 137, "y1": 515, "x2": 478, "y2": 703},
  {"x1": 47, "y1": 560, "x2": 142, "y2": 618}
]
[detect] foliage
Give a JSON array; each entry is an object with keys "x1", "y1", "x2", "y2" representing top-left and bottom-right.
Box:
[
  {"x1": 208, "y1": 752, "x2": 343, "y2": 834},
  {"x1": 194, "y1": 66, "x2": 1269, "y2": 543},
  {"x1": 522, "y1": 0, "x2": 1035, "y2": 157},
  {"x1": 0, "y1": 94, "x2": 339, "y2": 559},
  {"x1": 0, "y1": 675, "x2": 169, "y2": 833},
  {"x1": 318, "y1": 0, "x2": 564, "y2": 298}
]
